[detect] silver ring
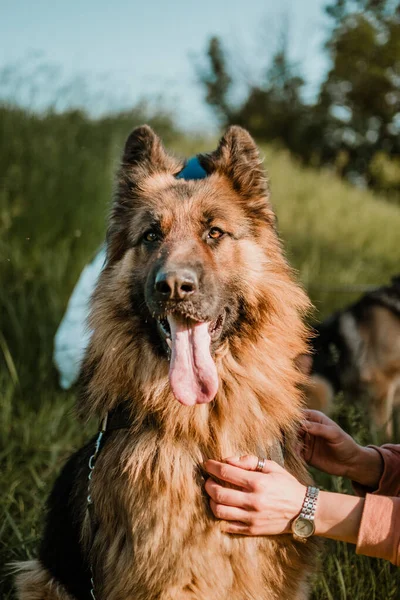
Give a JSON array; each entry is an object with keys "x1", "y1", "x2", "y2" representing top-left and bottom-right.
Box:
[{"x1": 255, "y1": 457, "x2": 266, "y2": 472}]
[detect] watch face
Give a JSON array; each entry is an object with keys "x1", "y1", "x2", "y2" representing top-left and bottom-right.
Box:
[{"x1": 293, "y1": 517, "x2": 315, "y2": 538}]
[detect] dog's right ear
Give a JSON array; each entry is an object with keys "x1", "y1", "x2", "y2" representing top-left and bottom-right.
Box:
[
  {"x1": 122, "y1": 125, "x2": 177, "y2": 174},
  {"x1": 109, "y1": 126, "x2": 181, "y2": 264},
  {"x1": 123, "y1": 125, "x2": 162, "y2": 167}
]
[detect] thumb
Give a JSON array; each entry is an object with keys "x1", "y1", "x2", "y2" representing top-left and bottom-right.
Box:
[{"x1": 224, "y1": 455, "x2": 275, "y2": 473}]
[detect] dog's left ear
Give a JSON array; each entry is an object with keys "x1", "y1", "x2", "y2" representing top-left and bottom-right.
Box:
[
  {"x1": 199, "y1": 126, "x2": 269, "y2": 201},
  {"x1": 122, "y1": 125, "x2": 179, "y2": 175}
]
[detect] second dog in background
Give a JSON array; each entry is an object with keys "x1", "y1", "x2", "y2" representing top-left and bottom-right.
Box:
[{"x1": 303, "y1": 276, "x2": 400, "y2": 438}]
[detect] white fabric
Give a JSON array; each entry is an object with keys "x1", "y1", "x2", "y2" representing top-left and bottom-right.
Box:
[{"x1": 53, "y1": 247, "x2": 106, "y2": 389}]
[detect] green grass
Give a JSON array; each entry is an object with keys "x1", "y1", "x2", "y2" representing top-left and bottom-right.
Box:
[
  {"x1": 264, "y1": 146, "x2": 400, "y2": 317},
  {"x1": 1, "y1": 105, "x2": 399, "y2": 599}
]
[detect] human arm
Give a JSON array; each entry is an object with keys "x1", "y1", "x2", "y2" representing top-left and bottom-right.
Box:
[
  {"x1": 204, "y1": 456, "x2": 364, "y2": 544},
  {"x1": 204, "y1": 456, "x2": 400, "y2": 565}
]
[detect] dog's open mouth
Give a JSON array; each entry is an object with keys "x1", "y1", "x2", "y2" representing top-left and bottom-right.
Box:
[
  {"x1": 156, "y1": 312, "x2": 225, "y2": 406},
  {"x1": 157, "y1": 312, "x2": 225, "y2": 344}
]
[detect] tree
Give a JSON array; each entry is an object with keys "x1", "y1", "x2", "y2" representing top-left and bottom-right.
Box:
[
  {"x1": 235, "y1": 50, "x2": 308, "y2": 154},
  {"x1": 196, "y1": 37, "x2": 233, "y2": 125},
  {"x1": 197, "y1": 2, "x2": 400, "y2": 194},
  {"x1": 318, "y1": 0, "x2": 400, "y2": 187},
  {"x1": 198, "y1": 36, "x2": 309, "y2": 155}
]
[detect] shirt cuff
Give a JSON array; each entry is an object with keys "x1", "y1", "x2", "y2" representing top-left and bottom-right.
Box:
[
  {"x1": 352, "y1": 445, "x2": 400, "y2": 497},
  {"x1": 356, "y1": 494, "x2": 400, "y2": 566}
]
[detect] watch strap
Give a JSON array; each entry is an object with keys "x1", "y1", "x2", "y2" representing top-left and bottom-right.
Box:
[
  {"x1": 300, "y1": 485, "x2": 319, "y2": 520},
  {"x1": 292, "y1": 485, "x2": 320, "y2": 542}
]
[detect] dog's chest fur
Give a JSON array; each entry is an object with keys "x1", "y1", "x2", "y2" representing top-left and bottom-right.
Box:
[{"x1": 88, "y1": 429, "x2": 313, "y2": 600}]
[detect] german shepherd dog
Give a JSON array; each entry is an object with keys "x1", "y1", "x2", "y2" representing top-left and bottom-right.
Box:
[
  {"x1": 305, "y1": 276, "x2": 400, "y2": 437},
  {"x1": 16, "y1": 126, "x2": 317, "y2": 600}
]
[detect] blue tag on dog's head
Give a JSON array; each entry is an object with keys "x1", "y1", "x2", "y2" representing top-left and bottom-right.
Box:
[{"x1": 176, "y1": 157, "x2": 207, "y2": 181}]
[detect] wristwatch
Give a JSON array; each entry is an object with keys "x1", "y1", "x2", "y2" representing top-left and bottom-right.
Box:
[{"x1": 291, "y1": 485, "x2": 319, "y2": 542}]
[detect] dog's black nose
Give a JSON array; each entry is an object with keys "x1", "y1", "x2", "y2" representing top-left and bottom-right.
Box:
[{"x1": 155, "y1": 270, "x2": 198, "y2": 300}]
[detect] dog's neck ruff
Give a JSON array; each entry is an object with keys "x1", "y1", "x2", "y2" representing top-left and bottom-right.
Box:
[
  {"x1": 176, "y1": 156, "x2": 208, "y2": 180},
  {"x1": 100, "y1": 401, "x2": 285, "y2": 467}
]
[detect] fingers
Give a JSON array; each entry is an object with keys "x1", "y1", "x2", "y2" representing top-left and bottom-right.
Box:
[
  {"x1": 298, "y1": 419, "x2": 317, "y2": 463},
  {"x1": 204, "y1": 456, "x2": 279, "y2": 489},
  {"x1": 205, "y1": 476, "x2": 255, "y2": 528},
  {"x1": 204, "y1": 459, "x2": 254, "y2": 489},
  {"x1": 224, "y1": 455, "x2": 278, "y2": 474},
  {"x1": 209, "y1": 499, "x2": 251, "y2": 524},
  {"x1": 300, "y1": 410, "x2": 340, "y2": 442},
  {"x1": 205, "y1": 478, "x2": 252, "y2": 510},
  {"x1": 303, "y1": 409, "x2": 334, "y2": 426},
  {"x1": 303, "y1": 421, "x2": 337, "y2": 440},
  {"x1": 220, "y1": 521, "x2": 256, "y2": 535}
]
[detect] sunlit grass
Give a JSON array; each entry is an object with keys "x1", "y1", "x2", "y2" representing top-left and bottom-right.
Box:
[{"x1": 264, "y1": 146, "x2": 400, "y2": 317}]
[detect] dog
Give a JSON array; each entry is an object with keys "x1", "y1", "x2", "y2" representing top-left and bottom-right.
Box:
[
  {"x1": 16, "y1": 125, "x2": 317, "y2": 600},
  {"x1": 304, "y1": 276, "x2": 400, "y2": 437}
]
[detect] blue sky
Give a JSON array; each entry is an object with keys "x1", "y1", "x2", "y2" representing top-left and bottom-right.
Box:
[{"x1": 0, "y1": 0, "x2": 330, "y2": 131}]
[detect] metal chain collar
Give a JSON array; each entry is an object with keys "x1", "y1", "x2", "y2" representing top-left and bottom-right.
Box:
[{"x1": 86, "y1": 414, "x2": 108, "y2": 600}]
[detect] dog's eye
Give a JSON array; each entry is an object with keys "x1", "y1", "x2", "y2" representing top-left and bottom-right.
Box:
[
  {"x1": 143, "y1": 230, "x2": 159, "y2": 243},
  {"x1": 208, "y1": 227, "x2": 225, "y2": 240}
]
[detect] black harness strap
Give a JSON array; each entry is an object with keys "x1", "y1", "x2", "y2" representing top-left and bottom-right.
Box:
[{"x1": 105, "y1": 401, "x2": 132, "y2": 431}]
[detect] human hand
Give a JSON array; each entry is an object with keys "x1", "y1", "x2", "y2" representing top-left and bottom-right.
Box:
[
  {"x1": 204, "y1": 456, "x2": 306, "y2": 535},
  {"x1": 300, "y1": 410, "x2": 383, "y2": 487}
]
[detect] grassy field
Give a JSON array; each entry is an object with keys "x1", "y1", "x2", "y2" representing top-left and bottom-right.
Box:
[{"x1": 1, "y1": 105, "x2": 399, "y2": 599}]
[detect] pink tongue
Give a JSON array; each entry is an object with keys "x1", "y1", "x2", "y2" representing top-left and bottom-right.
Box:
[{"x1": 167, "y1": 314, "x2": 219, "y2": 406}]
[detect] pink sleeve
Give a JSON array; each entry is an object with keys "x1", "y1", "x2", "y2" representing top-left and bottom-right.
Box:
[
  {"x1": 356, "y1": 495, "x2": 400, "y2": 566},
  {"x1": 352, "y1": 444, "x2": 400, "y2": 497}
]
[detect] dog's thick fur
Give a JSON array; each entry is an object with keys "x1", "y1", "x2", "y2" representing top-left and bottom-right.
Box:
[
  {"x1": 305, "y1": 277, "x2": 400, "y2": 437},
  {"x1": 16, "y1": 126, "x2": 317, "y2": 600}
]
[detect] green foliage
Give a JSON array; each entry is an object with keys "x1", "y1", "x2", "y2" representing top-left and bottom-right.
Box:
[
  {"x1": 1, "y1": 107, "x2": 400, "y2": 598},
  {"x1": 263, "y1": 145, "x2": 400, "y2": 316},
  {"x1": 318, "y1": 9, "x2": 400, "y2": 189},
  {"x1": 369, "y1": 151, "x2": 400, "y2": 193},
  {"x1": 234, "y1": 50, "x2": 308, "y2": 157},
  {"x1": 0, "y1": 105, "x2": 177, "y2": 402},
  {"x1": 325, "y1": 0, "x2": 399, "y2": 21},
  {"x1": 196, "y1": 37, "x2": 233, "y2": 125},
  {"x1": 199, "y1": 36, "x2": 311, "y2": 160},
  {"x1": 198, "y1": 1, "x2": 400, "y2": 195}
]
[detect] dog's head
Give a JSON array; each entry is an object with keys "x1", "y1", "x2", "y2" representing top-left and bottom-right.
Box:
[{"x1": 84, "y1": 125, "x2": 309, "y2": 415}]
